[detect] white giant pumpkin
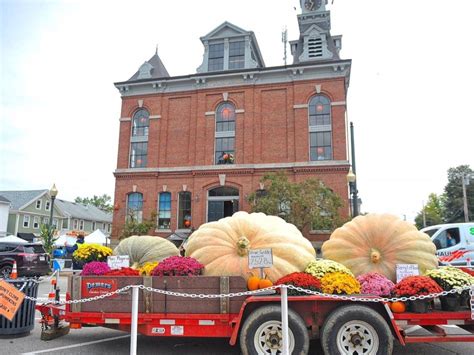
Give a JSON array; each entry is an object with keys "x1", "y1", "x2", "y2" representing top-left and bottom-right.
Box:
[
  {"x1": 184, "y1": 211, "x2": 316, "y2": 282},
  {"x1": 322, "y1": 214, "x2": 438, "y2": 282}
]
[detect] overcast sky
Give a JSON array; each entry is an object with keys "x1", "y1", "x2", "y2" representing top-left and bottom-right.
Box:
[{"x1": 1, "y1": 0, "x2": 473, "y2": 222}]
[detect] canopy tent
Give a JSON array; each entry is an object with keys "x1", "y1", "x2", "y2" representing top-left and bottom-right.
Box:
[
  {"x1": 84, "y1": 229, "x2": 110, "y2": 245},
  {"x1": 54, "y1": 234, "x2": 77, "y2": 247},
  {"x1": 0, "y1": 235, "x2": 29, "y2": 244}
]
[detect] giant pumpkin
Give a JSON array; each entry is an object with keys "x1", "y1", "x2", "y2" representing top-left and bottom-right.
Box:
[
  {"x1": 184, "y1": 212, "x2": 316, "y2": 282},
  {"x1": 113, "y1": 235, "x2": 180, "y2": 268},
  {"x1": 321, "y1": 214, "x2": 438, "y2": 282}
]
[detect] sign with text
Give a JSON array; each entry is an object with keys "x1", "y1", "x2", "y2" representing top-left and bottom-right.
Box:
[
  {"x1": 396, "y1": 264, "x2": 419, "y2": 283},
  {"x1": 249, "y1": 249, "x2": 273, "y2": 269},
  {"x1": 81, "y1": 278, "x2": 118, "y2": 298},
  {"x1": 0, "y1": 280, "x2": 26, "y2": 321},
  {"x1": 107, "y1": 255, "x2": 130, "y2": 270}
]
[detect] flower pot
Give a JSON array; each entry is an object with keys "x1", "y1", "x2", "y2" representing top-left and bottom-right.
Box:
[
  {"x1": 440, "y1": 294, "x2": 461, "y2": 312},
  {"x1": 408, "y1": 299, "x2": 430, "y2": 313}
]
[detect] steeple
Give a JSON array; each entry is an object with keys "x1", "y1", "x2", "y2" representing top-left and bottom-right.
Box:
[
  {"x1": 291, "y1": 0, "x2": 342, "y2": 64},
  {"x1": 127, "y1": 49, "x2": 170, "y2": 81}
]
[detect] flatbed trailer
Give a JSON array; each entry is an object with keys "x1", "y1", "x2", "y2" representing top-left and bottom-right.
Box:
[{"x1": 37, "y1": 275, "x2": 474, "y2": 354}]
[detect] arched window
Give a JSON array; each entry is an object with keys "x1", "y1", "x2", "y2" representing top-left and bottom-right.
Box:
[
  {"x1": 207, "y1": 186, "x2": 239, "y2": 222},
  {"x1": 308, "y1": 95, "x2": 332, "y2": 161},
  {"x1": 132, "y1": 109, "x2": 149, "y2": 137},
  {"x1": 215, "y1": 102, "x2": 236, "y2": 164},
  {"x1": 130, "y1": 109, "x2": 149, "y2": 168},
  {"x1": 157, "y1": 192, "x2": 171, "y2": 230},
  {"x1": 127, "y1": 192, "x2": 143, "y2": 222},
  {"x1": 178, "y1": 191, "x2": 192, "y2": 229}
]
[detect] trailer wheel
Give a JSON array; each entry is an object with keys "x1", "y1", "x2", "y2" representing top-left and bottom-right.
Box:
[
  {"x1": 239, "y1": 305, "x2": 309, "y2": 355},
  {"x1": 321, "y1": 305, "x2": 393, "y2": 355}
]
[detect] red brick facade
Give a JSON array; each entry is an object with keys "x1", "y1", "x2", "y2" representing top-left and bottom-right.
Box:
[{"x1": 112, "y1": 76, "x2": 351, "y2": 246}]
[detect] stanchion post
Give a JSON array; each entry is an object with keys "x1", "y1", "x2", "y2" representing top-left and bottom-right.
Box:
[
  {"x1": 280, "y1": 285, "x2": 289, "y2": 355},
  {"x1": 130, "y1": 286, "x2": 139, "y2": 355}
]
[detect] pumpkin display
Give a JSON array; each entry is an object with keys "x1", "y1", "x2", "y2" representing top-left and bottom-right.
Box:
[
  {"x1": 113, "y1": 235, "x2": 180, "y2": 268},
  {"x1": 390, "y1": 301, "x2": 406, "y2": 313},
  {"x1": 185, "y1": 211, "x2": 316, "y2": 282},
  {"x1": 322, "y1": 214, "x2": 438, "y2": 282},
  {"x1": 258, "y1": 277, "x2": 273, "y2": 289},
  {"x1": 247, "y1": 275, "x2": 261, "y2": 291}
]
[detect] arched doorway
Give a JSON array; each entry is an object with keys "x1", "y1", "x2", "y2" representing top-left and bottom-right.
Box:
[{"x1": 207, "y1": 186, "x2": 239, "y2": 222}]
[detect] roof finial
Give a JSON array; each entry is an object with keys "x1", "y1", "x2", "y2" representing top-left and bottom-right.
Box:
[{"x1": 155, "y1": 44, "x2": 158, "y2": 55}]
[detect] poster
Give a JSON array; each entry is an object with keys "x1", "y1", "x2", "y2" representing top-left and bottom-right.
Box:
[{"x1": 0, "y1": 280, "x2": 26, "y2": 321}]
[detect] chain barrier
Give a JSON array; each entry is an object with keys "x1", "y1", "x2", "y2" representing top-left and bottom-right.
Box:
[{"x1": 27, "y1": 282, "x2": 473, "y2": 305}]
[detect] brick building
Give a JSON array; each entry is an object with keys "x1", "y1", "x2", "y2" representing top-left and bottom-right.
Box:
[{"x1": 112, "y1": 0, "x2": 352, "y2": 249}]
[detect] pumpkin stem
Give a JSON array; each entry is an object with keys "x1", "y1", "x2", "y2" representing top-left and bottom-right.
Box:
[
  {"x1": 237, "y1": 236, "x2": 251, "y2": 256},
  {"x1": 370, "y1": 249, "x2": 381, "y2": 264}
]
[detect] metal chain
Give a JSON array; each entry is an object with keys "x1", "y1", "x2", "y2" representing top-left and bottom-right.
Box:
[{"x1": 28, "y1": 283, "x2": 474, "y2": 305}]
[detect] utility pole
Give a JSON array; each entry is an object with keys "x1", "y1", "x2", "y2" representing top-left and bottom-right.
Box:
[{"x1": 462, "y1": 174, "x2": 470, "y2": 222}]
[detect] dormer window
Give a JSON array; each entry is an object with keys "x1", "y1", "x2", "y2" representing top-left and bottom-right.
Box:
[
  {"x1": 229, "y1": 41, "x2": 245, "y2": 69},
  {"x1": 208, "y1": 43, "x2": 224, "y2": 71}
]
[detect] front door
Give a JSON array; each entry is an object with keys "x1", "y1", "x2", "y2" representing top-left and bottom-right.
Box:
[{"x1": 207, "y1": 187, "x2": 240, "y2": 222}]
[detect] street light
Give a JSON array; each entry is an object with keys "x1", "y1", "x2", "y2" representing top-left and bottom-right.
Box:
[
  {"x1": 346, "y1": 168, "x2": 359, "y2": 217},
  {"x1": 49, "y1": 184, "x2": 58, "y2": 230},
  {"x1": 461, "y1": 174, "x2": 473, "y2": 222}
]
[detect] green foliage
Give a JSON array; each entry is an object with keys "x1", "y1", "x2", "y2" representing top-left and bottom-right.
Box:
[
  {"x1": 74, "y1": 194, "x2": 113, "y2": 213},
  {"x1": 246, "y1": 172, "x2": 343, "y2": 232},
  {"x1": 39, "y1": 223, "x2": 58, "y2": 256},
  {"x1": 442, "y1": 165, "x2": 473, "y2": 223},
  {"x1": 415, "y1": 193, "x2": 445, "y2": 229},
  {"x1": 119, "y1": 210, "x2": 157, "y2": 240}
]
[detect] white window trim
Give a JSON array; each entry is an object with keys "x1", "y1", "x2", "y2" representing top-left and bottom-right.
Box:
[
  {"x1": 36, "y1": 200, "x2": 42, "y2": 210},
  {"x1": 23, "y1": 215, "x2": 30, "y2": 228},
  {"x1": 45, "y1": 201, "x2": 51, "y2": 211},
  {"x1": 53, "y1": 219, "x2": 58, "y2": 228},
  {"x1": 73, "y1": 219, "x2": 78, "y2": 230},
  {"x1": 79, "y1": 220, "x2": 84, "y2": 231}
]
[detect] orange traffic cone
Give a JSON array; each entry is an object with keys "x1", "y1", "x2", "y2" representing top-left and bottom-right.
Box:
[{"x1": 11, "y1": 260, "x2": 18, "y2": 279}]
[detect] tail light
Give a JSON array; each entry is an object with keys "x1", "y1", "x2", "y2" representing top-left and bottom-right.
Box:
[{"x1": 17, "y1": 253, "x2": 36, "y2": 262}]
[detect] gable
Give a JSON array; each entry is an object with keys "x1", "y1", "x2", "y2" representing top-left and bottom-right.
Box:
[{"x1": 201, "y1": 22, "x2": 248, "y2": 41}]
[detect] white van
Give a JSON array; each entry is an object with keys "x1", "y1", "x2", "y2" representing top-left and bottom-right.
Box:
[{"x1": 420, "y1": 223, "x2": 474, "y2": 265}]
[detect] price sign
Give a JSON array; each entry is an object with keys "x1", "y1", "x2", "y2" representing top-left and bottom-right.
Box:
[
  {"x1": 396, "y1": 264, "x2": 419, "y2": 283},
  {"x1": 107, "y1": 255, "x2": 130, "y2": 270},
  {"x1": 249, "y1": 249, "x2": 273, "y2": 269},
  {"x1": 0, "y1": 280, "x2": 25, "y2": 321}
]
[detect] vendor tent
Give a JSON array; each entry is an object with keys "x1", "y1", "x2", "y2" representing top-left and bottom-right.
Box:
[
  {"x1": 54, "y1": 234, "x2": 77, "y2": 247},
  {"x1": 0, "y1": 235, "x2": 29, "y2": 244},
  {"x1": 84, "y1": 229, "x2": 110, "y2": 245}
]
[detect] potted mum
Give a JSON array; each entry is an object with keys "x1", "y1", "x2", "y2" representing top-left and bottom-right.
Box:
[
  {"x1": 425, "y1": 266, "x2": 474, "y2": 311},
  {"x1": 320, "y1": 272, "x2": 361, "y2": 295},
  {"x1": 275, "y1": 272, "x2": 321, "y2": 296},
  {"x1": 152, "y1": 256, "x2": 204, "y2": 276},
  {"x1": 357, "y1": 272, "x2": 395, "y2": 297},
  {"x1": 305, "y1": 259, "x2": 354, "y2": 279},
  {"x1": 393, "y1": 275, "x2": 443, "y2": 313}
]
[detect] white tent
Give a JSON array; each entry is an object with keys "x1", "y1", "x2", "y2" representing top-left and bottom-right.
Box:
[
  {"x1": 0, "y1": 235, "x2": 29, "y2": 244},
  {"x1": 84, "y1": 229, "x2": 110, "y2": 245},
  {"x1": 54, "y1": 234, "x2": 77, "y2": 247}
]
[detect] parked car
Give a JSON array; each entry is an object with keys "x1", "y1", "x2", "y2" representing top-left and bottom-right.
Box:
[
  {"x1": 421, "y1": 222, "x2": 474, "y2": 265},
  {"x1": 0, "y1": 242, "x2": 51, "y2": 278}
]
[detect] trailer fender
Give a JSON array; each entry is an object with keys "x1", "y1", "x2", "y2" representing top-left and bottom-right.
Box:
[{"x1": 382, "y1": 302, "x2": 406, "y2": 346}]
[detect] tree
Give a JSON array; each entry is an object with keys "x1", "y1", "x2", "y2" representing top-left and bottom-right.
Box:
[
  {"x1": 119, "y1": 210, "x2": 157, "y2": 240},
  {"x1": 442, "y1": 165, "x2": 474, "y2": 223},
  {"x1": 246, "y1": 172, "x2": 343, "y2": 232},
  {"x1": 414, "y1": 193, "x2": 444, "y2": 229},
  {"x1": 39, "y1": 223, "x2": 58, "y2": 256},
  {"x1": 75, "y1": 194, "x2": 113, "y2": 213}
]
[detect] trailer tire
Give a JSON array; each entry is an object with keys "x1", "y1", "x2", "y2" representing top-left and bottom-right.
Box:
[
  {"x1": 321, "y1": 304, "x2": 393, "y2": 355},
  {"x1": 239, "y1": 305, "x2": 309, "y2": 355}
]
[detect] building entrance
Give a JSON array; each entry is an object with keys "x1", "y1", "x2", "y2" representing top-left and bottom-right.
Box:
[{"x1": 207, "y1": 187, "x2": 239, "y2": 222}]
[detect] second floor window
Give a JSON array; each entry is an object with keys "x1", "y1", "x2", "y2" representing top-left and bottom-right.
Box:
[
  {"x1": 36, "y1": 200, "x2": 42, "y2": 209},
  {"x1": 130, "y1": 109, "x2": 149, "y2": 168},
  {"x1": 33, "y1": 216, "x2": 40, "y2": 229},
  {"x1": 215, "y1": 102, "x2": 236, "y2": 164},
  {"x1": 229, "y1": 41, "x2": 245, "y2": 69},
  {"x1": 158, "y1": 192, "x2": 171, "y2": 230},
  {"x1": 309, "y1": 95, "x2": 332, "y2": 161}
]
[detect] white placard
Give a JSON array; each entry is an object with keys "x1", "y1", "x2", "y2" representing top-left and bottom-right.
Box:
[
  {"x1": 107, "y1": 255, "x2": 130, "y2": 270},
  {"x1": 396, "y1": 264, "x2": 419, "y2": 283},
  {"x1": 249, "y1": 249, "x2": 273, "y2": 269},
  {"x1": 171, "y1": 326, "x2": 184, "y2": 335}
]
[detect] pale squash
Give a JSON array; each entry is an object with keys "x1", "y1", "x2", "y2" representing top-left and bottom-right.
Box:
[
  {"x1": 321, "y1": 214, "x2": 438, "y2": 282},
  {"x1": 184, "y1": 211, "x2": 316, "y2": 282},
  {"x1": 113, "y1": 235, "x2": 180, "y2": 268}
]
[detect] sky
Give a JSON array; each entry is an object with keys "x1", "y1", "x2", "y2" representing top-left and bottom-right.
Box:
[{"x1": 1, "y1": 0, "x2": 473, "y2": 222}]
